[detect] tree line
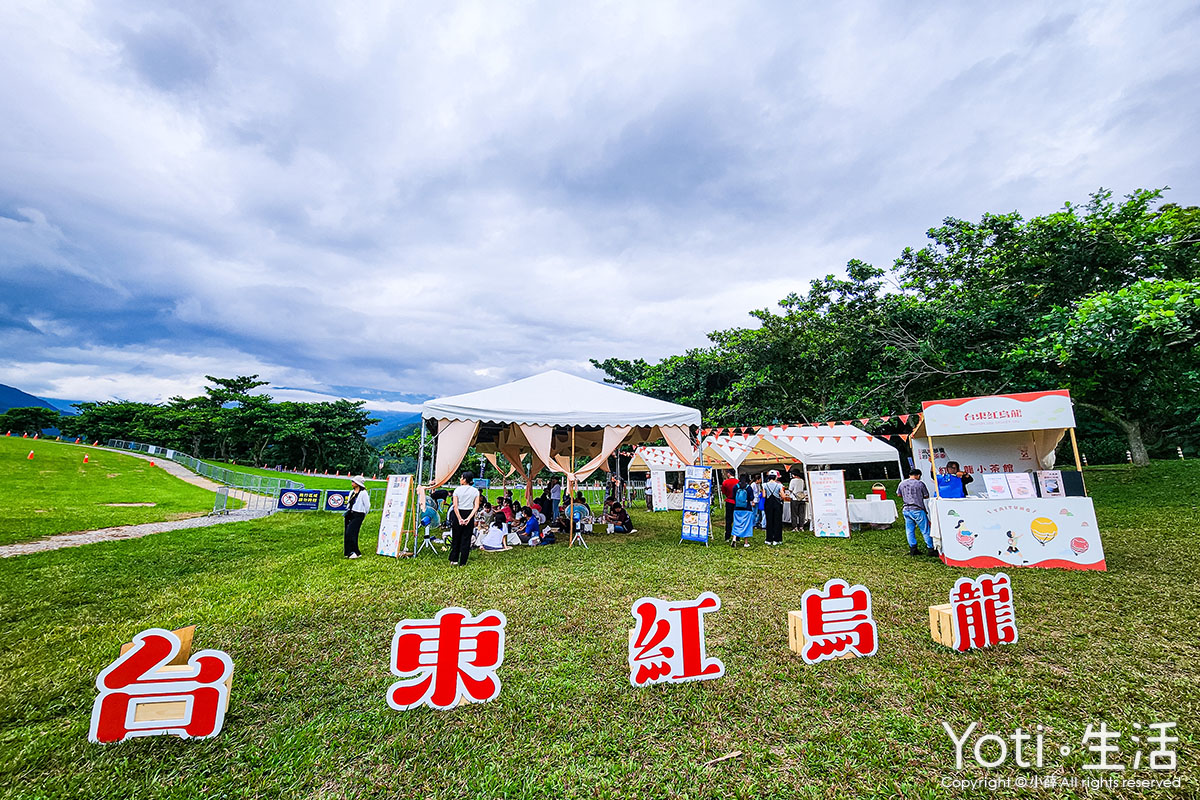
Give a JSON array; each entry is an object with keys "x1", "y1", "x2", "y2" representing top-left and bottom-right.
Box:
[
  {"x1": 15, "y1": 376, "x2": 381, "y2": 474},
  {"x1": 593, "y1": 189, "x2": 1200, "y2": 465}
]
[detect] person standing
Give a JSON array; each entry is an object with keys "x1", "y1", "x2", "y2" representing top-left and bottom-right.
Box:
[
  {"x1": 787, "y1": 469, "x2": 807, "y2": 532},
  {"x1": 763, "y1": 470, "x2": 785, "y2": 545},
  {"x1": 344, "y1": 476, "x2": 370, "y2": 559},
  {"x1": 549, "y1": 477, "x2": 562, "y2": 520},
  {"x1": 720, "y1": 471, "x2": 739, "y2": 541},
  {"x1": 898, "y1": 468, "x2": 936, "y2": 557},
  {"x1": 449, "y1": 471, "x2": 481, "y2": 567},
  {"x1": 752, "y1": 474, "x2": 765, "y2": 528},
  {"x1": 730, "y1": 476, "x2": 754, "y2": 548}
]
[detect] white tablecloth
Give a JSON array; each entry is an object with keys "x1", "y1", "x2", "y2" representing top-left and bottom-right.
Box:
[
  {"x1": 649, "y1": 493, "x2": 685, "y2": 511},
  {"x1": 847, "y1": 498, "x2": 897, "y2": 525}
]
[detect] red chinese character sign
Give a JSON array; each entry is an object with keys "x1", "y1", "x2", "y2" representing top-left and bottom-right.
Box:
[
  {"x1": 949, "y1": 572, "x2": 1018, "y2": 652},
  {"x1": 387, "y1": 607, "x2": 507, "y2": 710},
  {"x1": 795, "y1": 579, "x2": 878, "y2": 664},
  {"x1": 89, "y1": 627, "x2": 233, "y2": 743},
  {"x1": 628, "y1": 592, "x2": 725, "y2": 687}
]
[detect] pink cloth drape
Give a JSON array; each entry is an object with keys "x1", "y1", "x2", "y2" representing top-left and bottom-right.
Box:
[
  {"x1": 517, "y1": 424, "x2": 630, "y2": 482},
  {"x1": 429, "y1": 419, "x2": 479, "y2": 488},
  {"x1": 660, "y1": 424, "x2": 697, "y2": 465}
]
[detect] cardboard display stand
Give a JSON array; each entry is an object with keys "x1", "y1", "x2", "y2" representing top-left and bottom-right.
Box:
[
  {"x1": 377, "y1": 475, "x2": 415, "y2": 557},
  {"x1": 808, "y1": 470, "x2": 850, "y2": 538}
]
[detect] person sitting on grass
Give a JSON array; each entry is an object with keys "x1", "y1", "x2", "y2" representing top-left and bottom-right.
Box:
[
  {"x1": 572, "y1": 491, "x2": 591, "y2": 516},
  {"x1": 605, "y1": 502, "x2": 635, "y2": 534},
  {"x1": 480, "y1": 515, "x2": 510, "y2": 552},
  {"x1": 499, "y1": 498, "x2": 515, "y2": 523}
]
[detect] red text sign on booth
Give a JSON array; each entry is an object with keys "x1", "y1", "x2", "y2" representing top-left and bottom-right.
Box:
[
  {"x1": 628, "y1": 592, "x2": 725, "y2": 687},
  {"x1": 88, "y1": 628, "x2": 233, "y2": 743},
  {"x1": 387, "y1": 607, "x2": 507, "y2": 711},
  {"x1": 950, "y1": 572, "x2": 1018, "y2": 652},
  {"x1": 798, "y1": 579, "x2": 879, "y2": 664}
]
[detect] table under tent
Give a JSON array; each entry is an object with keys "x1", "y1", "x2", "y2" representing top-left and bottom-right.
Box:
[{"x1": 417, "y1": 370, "x2": 702, "y2": 547}]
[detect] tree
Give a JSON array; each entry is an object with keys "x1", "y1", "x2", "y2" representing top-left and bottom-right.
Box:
[
  {"x1": 0, "y1": 406, "x2": 62, "y2": 434},
  {"x1": 1018, "y1": 279, "x2": 1200, "y2": 465}
]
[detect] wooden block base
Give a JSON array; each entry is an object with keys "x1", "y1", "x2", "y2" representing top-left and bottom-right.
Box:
[
  {"x1": 929, "y1": 603, "x2": 954, "y2": 648},
  {"x1": 787, "y1": 610, "x2": 854, "y2": 660}
]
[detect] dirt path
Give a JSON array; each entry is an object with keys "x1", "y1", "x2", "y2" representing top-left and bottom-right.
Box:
[{"x1": 0, "y1": 446, "x2": 276, "y2": 558}]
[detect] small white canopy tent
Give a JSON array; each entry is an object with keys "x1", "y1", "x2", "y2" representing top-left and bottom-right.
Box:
[
  {"x1": 758, "y1": 424, "x2": 905, "y2": 478},
  {"x1": 419, "y1": 371, "x2": 702, "y2": 501}
]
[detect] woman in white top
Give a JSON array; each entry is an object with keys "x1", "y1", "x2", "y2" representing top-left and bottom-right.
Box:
[
  {"x1": 481, "y1": 517, "x2": 510, "y2": 551},
  {"x1": 343, "y1": 476, "x2": 371, "y2": 559},
  {"x1": 763, "y1": 470, "x2": 785, "y2": 545},
  {"x1": 449, "y1": 471, "x2": 481, "y2": 567},
  {"x1": 788, "y1": 470, "x2": 808, "y2": 531}
]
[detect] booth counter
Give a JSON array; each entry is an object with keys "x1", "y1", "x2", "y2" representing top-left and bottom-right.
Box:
[{"x1": 917, "y1": 390, "x2": 1106, "y2": 572}]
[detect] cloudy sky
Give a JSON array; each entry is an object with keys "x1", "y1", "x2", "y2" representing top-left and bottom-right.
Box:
[{"x1": 2, "y1": 1, "x2": 1198, "y2": 411}]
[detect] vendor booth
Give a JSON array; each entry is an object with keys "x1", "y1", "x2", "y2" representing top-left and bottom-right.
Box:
[
  {"x1": 417, "y1": 371, "x2": 702, "y2": 545},
  {"x1": 758, "y1": 425, "x2": 904, "y2": 529},
  {"x1": 916, "y1": 389, "x2": 1106, "y2": 571},
  {"x1": 629, "y1": 446, "x2": 687, "y2": 510}
]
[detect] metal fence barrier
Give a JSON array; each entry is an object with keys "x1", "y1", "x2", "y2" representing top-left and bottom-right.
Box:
[{"x1": 107, "y1": 439, "x2": 303, "y2": 493}]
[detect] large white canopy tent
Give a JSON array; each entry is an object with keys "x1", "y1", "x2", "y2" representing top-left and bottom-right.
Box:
[{"x1": 419, "y1": 371, "x2": 702, "y2": 502}]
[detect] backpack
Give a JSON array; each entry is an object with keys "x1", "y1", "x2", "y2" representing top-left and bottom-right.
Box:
[{"x1": 734, "y1": 486, "x2": 750, "y2": 510}]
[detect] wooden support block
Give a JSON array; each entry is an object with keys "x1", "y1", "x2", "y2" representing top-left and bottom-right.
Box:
[
  {"x1": 120, "y1": 625, "x2": 195, "y2": 665},
  {"x1": 929, "y1": 603, "x2": 954, "y2": 648},
  {"x1": 118, "y1": 628, "x2": 232, "y2": 721},
  {"x1": 787, "y1": 610, "x2": 855, "y2": 660}
]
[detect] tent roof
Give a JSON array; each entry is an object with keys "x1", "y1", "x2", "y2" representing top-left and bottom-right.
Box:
[
  {"x1": 629, "y1": 446, "x2": 689, "y2": 471},
  {"x1": 701, "y1": 433, "x2": 794, "y2": 470},
  {"x1": 759, "y1": 424, "x2": 903, "y2": 466},
  {"x1": 422, "y1": 370, "x2": 702, "y2": 428}
]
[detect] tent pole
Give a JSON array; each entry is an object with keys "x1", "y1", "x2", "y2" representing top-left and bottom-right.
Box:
[
  {"x1": 1069, "y1": 427, "x2": 1088, "y2": 496},
  {"x1": 569, "y1": 428, "x2": 576, "y2": 548},
  {"x1": 926, "y1": 435, "x2": 939, "y2": 497},
  {"x1": 417, "y1": 420, "x2": 428, "y2": 485}
]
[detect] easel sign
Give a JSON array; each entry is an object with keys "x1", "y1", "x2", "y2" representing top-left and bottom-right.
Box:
[
  {"x1": 680, "y1": 465, "x2": 713, "y2": 545},
  {"x1": 809, "y1": 470, "x2": 850, "y2": 538},
  {"x1": 377, "y1": 474, "x2": 414, "y2": 558}
]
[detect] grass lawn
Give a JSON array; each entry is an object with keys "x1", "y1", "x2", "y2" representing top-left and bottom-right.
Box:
[
  {"x1": 0, "y1": 461, "x2": 1196, "y2": 798},
  {"x1": 0, "y1": 437, "x2": 220, "y2": 547},
  {"x1": 196, "y1": 458, "x2": 388, "y2": 491}
]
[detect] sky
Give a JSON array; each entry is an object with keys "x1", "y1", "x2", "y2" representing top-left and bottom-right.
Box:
[{"x1": 2, "y1": 1, "x2": 1198, "y2": 413}]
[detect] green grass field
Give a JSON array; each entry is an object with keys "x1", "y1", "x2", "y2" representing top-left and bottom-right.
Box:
[
  {"x1": 0, "y1": 460, "x2": 1196, "y2": 798},
  {"x1": 0, "y1": 438, "x2": 220, "y2": 547},
  {"x1": 196, "y1": 458, "x2": 388, "y2": 491}
]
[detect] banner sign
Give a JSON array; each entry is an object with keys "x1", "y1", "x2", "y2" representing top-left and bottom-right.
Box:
[
  {"x1": 324, "y1": 490, "x2": 352, "y2": 512},
  {"x1": 277, "y1": 489, "x2": 321, "y2": 511},
  {"x1": 650, "y1": 470, "x2": 670, "y2": 512},
  {"x1": 932, "y1": 497, "x2": 1105, "y2": 571},
  {"x1": 472, "y1": 478, "x2": 490, "y2": 490},
  {"x1": 809, "y1": 470, "x2": 849, "y2": 538},
  {"x1": 680, "y1": 465, "x2": 713, "y2": 542},
  {"x1": 922, "y1": 390, "x2": 1075, "y2": 436},
  {"x1": 377, "y1": 474, "x2": 413, "y2": 557}
]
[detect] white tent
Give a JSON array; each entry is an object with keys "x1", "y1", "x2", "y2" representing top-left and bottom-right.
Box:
[
  {"x1": 628, "y1": 446, "x2": 689, "y2": 472},
  {"x1": 758, "y1": 424, "x2": 904, "y2": 477},
  {"x1": 419, "y1": 371, "x2": 702, "y2": 496}
]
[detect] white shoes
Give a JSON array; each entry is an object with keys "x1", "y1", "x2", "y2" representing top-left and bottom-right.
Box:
[{"x1": 348, "y1": 553, "x2": 360, "y2": 559}]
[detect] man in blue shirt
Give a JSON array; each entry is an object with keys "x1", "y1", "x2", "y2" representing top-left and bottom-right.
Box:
[{"x1": 897, "y1": 468, "x2": 936, "y2": 557}]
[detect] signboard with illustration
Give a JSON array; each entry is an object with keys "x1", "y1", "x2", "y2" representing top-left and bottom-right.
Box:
[
  {"x1": 324, "y1": 490, "x2": 352, "y2": 512},
  {"x1": 809, "y1": 470, "x2": 849, "y2": 538},
  {"x1": 377, "y1": 475, "x2": 413, "y2": 558},
  {"x1": 277, "y1": 489, "x2": 321, "y2": 511},
  {"x1": 933, "y1": 498, "x2": 1105, "y2": 571},
  {"x1": 650, "y1": 470, "x2": 670, "y2": 512},
  {"x1": 680, "y1": 465, "x2": 712, "y2": 543}
]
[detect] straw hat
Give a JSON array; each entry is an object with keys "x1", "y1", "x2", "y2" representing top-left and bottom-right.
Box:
[{"x1": 351, "y1": 475, "x2": 367, "y2": 487}]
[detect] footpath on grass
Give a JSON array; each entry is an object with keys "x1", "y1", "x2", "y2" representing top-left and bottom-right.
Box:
[{"x1": 0, "y1": 446, "x2": 275, "y2": 558}]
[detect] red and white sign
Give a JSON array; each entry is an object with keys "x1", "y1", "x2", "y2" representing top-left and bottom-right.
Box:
[
  {"x1": 89, "y1": 628, "x2": 233, "y2": 743},
  {"x1": 387, "y1": 607, "x2": 507, "y2": 710},
  {"x1": 628, "y1": 593, "x2": 725, "y2": 687},
  {"x1": 799, "y1": 579, "x2": 878, "y2": 664},
  {"x1": 933, "y1": 497, "x2": 1105, "y2": 571},
  {"x1": 949, "y1": 572, "x2": 1019, "y2": 652},
  {"x1": 922, "y1": 390, "x2": 1075, "y2": 436}
]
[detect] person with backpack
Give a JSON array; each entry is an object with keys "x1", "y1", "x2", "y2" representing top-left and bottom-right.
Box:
[{"x1": 730, "y1": 477, "x2": 754, "y2": 547}]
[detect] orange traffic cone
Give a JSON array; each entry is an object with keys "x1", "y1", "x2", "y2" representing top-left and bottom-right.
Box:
[
  {"x1": 92, "y1": 441, "x2": 98, "y2": 446},
  {"x1": 27, "y1": 451, "x2": 34, "y2": 460},
  {"x1": 74, "y1": 437, "x2": 80, "y2": 443},
  {"x1": 22, "y1": 433, "x2": 27, "y2": 438},
  {"x1": 33, "y1": 433, "x2": 39, "y2": 439},
  {"x1": 149, "y1": 460, "x2": 156, "y2": 467},
  {"x1": 83, "y1": 455, "x2": 89, "y2": 463}
]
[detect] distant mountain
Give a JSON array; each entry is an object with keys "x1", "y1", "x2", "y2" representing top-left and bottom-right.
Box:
[
  {"x1": 364, "y1": 411, "x2": 422, "y2": 447},
  {"x1": 0, "y1": 384, "x2": 61, "y2": 414},
  {"x1": 41, "y1": 398, "x2": 83, "y2": 415}
]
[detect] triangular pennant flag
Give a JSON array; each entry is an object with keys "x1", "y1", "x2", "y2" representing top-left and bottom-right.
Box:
[
  {"x1": 900, "y1": 433, "x2": 910, "y2": 442},
  {"x1": 802, "y1": 436, "x2": 810, "y2": 442},
  {"x1": 859, "y1": 418, "x2": 870, "y2": 425},
  {"x1": 850, "y1": 436, "x2": 858, "y2": 441},
  {"x1": 826, "y1": 421, "x2": 836, "y2": 428},
  {"x1": 866, "y1": 435, "x2": 874, "y2": 441},
  {"x1": 882, "y1": 434, "x2": 891, "y2": 440},
  {"x1": 879, "y1": 415, "x2": 891, "y2": 423},
  {"x1": 899, "y1": 414, "x2": 909, "y2": 424},
  {"x1": 833, "y1": 436, "x2": 841, "y2": 442},
  {"x1": 817, "y1": 436, "x2": 825, "y2": 442}
]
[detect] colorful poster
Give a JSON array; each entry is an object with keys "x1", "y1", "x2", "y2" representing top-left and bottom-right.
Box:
[
  {"x1": 1037, "y1": 470, "x2": 1065, "y2": 497},
  {"x1": 932, "y1": 497, "x2": 1105, "y2": 571},
  {"x1": 982, "y1": 474, "x2": 1012, "y2": 499},
  {"x1": 276, "y1": 489, "x2": 321, "y2": 511},
  {"x1": 1005, "y1": 472, "x2": 1036, "y2": 499},
  {"x1": 377, "y1": 474, "x2": 413, "y2": 557},
  {"x1": 680, "y1": 465, "x2": 712, "y2": 542},
  {"x1": 324, "y1": 490, "x2": 352, "y2": 511},
  {"x1": 809, "y1": 470, "x2": 849, "y2": 538},
  {"x1": 649, "y1": 470, "x2": 670, "y2": 512}
]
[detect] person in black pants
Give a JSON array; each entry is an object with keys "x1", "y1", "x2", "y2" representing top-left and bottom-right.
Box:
[
  {"x1": 448, "y1": 471, "x2": 481, "y2": 567},
  {"x1": 344, "y1": 476, "x2": 370, "y2": 558},
  {"x1": 763, "y1": 470, "x2": 785, "y2": 545}
]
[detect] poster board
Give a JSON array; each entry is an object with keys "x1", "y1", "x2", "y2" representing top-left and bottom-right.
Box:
[
  {"x1": 1005, "y1": 472, "x2": 1036, "y2": 500},
  {"x1": 982, "y1": 475, "x2": 1012, "y2": 499},
  {"x1": 932, "y1": 497, "x2": 1105, "y2": 570},
  {"x1": 649, "y1": 470, "x2": 670, "y2": 512},
  {"x1": 324, "y1": 489, "x2": 351, "y2": 511},
  {"x1": 809, "y1": 470, "x2": 849, "y2": 538},
  {"x1": 377, "y1": 474, "x2": 413, "y2": 557},
  {"x1": 277, "y1": 489, "x2": 321, "y2": 511},
  {"x1": 1036, "y1": 470, "x2": 1065, "y2": 497},
  {"x1": 680, "y1": 465, "x2": 712, "y2": 543}
]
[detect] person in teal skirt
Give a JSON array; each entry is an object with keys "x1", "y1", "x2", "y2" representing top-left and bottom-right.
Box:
[{"x1": 730, "y1": 476, "x2": 755, "y2": 548}]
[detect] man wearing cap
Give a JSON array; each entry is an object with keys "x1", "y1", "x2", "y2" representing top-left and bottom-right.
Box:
[{"x1": 344, "y1": 476, "x2": 371, "y2": 559}]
